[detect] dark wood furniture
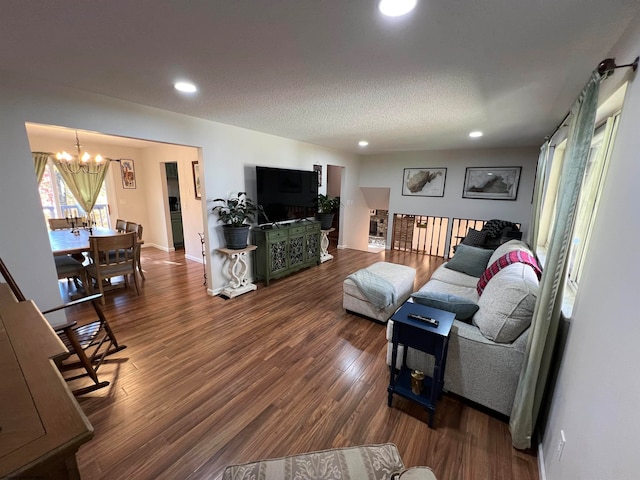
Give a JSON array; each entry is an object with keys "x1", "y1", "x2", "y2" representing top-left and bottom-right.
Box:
[
  {"x1": 0, "y1": 256, "x2": 127, "y2": 396},
  {"x1": 252, "y1": 221, "x2": 321, "y2": 286},
  {"x1": 388, "y1": 301, "x2": 455, "y2": 427},
  {"x1": 0, "y1": 283, "x2": 94, "y2": 479}
]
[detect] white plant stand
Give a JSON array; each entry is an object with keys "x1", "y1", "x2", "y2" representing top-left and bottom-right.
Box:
[
  {"x1": 320, "y1": 228, "x2": 335, "y2": 263},
  {"x1": 217, "y1": 245, "x2": 258, "y2": 298}
]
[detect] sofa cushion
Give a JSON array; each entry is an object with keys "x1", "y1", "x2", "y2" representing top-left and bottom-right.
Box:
[
  {"x1": 445, "y1": 244, "x2": 493, "y2": 278},
  {"x1": 477, "y1": 250, "x2": 542, "y2": 295},
  {"x1": 474, "y1": 263, "x2": 539, "y2": 343},
  {"x1": 411, "y1": 290, "x2": 479, "y2": 320},
  {"x1": 461, "y1": 228, "x2": 487, "y2": 247},
  {"x1": 430, "y1": 264, "x2": 481, "y2": 289},
  {"x1": 488, "y1": 239, "x2": 533, "y2": 266}
]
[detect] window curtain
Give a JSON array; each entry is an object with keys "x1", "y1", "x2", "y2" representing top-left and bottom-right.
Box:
[
  {"x1": 526, "y1": 141, "x2": 551, "y2": 249},
  {"x1": 51, "y1": 158, "x2": 110, "y2": 214},
  {"x1": 510, "y1": 71, "x2": 602, "y2": 449},
  {"x1": 32, "y1": 152, "x2": 49, "y2": 185}
]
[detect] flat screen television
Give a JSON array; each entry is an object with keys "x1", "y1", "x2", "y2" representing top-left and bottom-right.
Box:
[{"x1": 256, "y1": 166, "x2": 318, "y2": 224}]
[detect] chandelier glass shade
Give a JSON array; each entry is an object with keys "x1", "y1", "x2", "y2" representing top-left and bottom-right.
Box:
[{"x1": 55, "y1": 131, "x2": 106, "y2": 175}]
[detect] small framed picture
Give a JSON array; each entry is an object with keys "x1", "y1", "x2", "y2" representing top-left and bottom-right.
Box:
[
  {"x1": 313, "y1": 164, "x2": 322, "y2": 186},
  {"x1": 402, "y1": 168, "x2": 447, "y2": 197},
  {"x1": 192, "y1": 161, "x2": 201, "y2": 199},
  {"x1": 462, "y1": 167, "x2": 521, "y2": 200},
  {"x1": 121, "y1": 159, "x2": 136, "y2": 189}
]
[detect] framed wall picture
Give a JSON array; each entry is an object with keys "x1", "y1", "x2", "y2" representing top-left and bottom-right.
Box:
[
  {"x1": 402, "y1": 168, "x2": 447, "y2": 197},
  {"x1": 192, "y1": 161, "x2": 201, "y2": 199},
  {"x1": 462, "y1": 166, "x2": 521, "y2": 200},
  {"x1": 120, "y1": 159, "x2": 136, "y2": 189}
]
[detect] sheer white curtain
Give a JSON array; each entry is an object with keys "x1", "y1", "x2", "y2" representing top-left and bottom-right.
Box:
[{"x1": 510, "y1": 71, "x2": 602, "y2": 449}]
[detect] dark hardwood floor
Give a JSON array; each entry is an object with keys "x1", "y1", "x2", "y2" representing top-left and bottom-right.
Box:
[{"x1": 61, "y1": 246, "x2": 538, "y2": 480}]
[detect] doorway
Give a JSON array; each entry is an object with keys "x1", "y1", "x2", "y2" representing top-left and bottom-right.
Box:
[{"x1": 165, "y1": 162, "x2": 184, "y2": 249}]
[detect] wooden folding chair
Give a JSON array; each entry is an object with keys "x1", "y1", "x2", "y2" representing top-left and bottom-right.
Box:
[{"x1": 0, "y1": 256, "x2": 127, "y2": 395}]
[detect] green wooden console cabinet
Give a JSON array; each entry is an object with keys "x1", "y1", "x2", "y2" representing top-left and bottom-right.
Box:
[{"x1": 252, "y1": 221, "x2": 321, "y2": 286}]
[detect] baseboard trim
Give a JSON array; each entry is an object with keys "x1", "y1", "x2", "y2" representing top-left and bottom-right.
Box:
[
  {"x1": 184, "y1": 254, "x2": 203, "y2": 264},
  {"x1": 538, "y1": 441, "x2": 547, "y2": 480}
]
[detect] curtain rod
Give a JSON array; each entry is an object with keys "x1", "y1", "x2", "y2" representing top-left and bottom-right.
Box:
[{"x1": 546, "y1": 56, "x2": 639, "y2": 142}]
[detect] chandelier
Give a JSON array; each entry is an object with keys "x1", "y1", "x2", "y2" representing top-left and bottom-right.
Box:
[{"x1": 55, "y1": 131, "x2": 106, "y2": 174}]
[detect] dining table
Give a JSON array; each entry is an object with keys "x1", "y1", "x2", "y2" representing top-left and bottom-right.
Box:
[
  {"x1": 48, "y1": 228, "x2": 144, "y2": 280},
  {"x1": 49, "y1": 227, "x2": 118, "y2": 256}
]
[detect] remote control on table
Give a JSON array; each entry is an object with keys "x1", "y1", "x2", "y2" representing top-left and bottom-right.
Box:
[{"x1": 407, "y1": 313, "x2": 439, "y2": 327}]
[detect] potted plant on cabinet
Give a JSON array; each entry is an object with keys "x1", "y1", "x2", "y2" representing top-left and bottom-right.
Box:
[
  {"x1": 316, "y1": 194, "x2": 340, "y2": 230},
  {"x1": 211, "y1": 192, "x2": 259, "y2": 249}
]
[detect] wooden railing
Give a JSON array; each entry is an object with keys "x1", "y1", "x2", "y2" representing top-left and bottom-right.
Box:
[
  {"x1": 391, "y1": 214, "x2": 522, "y2": 258},
  {"x1": 391, "y1": 214, "x2": 449, "y2": 257}
]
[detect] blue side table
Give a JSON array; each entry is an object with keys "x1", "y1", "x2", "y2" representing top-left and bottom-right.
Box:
[{"x1": 387, "y1": 301, "x2": 455, "y2": 427}]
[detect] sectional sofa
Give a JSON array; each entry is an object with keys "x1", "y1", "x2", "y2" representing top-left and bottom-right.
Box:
[{"x1": 386, "y1": 240, "x2": 541, "y2": 416}]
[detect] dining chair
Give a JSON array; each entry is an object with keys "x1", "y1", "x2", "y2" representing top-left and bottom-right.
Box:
[
  {"x1": 125, "y1": 222, "x2": 145, "y2": 280},
  {"x1": 115, "y1": 218, "x2": 127, "y2": 232},
  {"x1": 54, "y1": 255, "x2": 87, "y2": 293},
  {"x1": 86, "y1": 232, "x2": 140, "y2": 304},
  {"x1": 0, "y1": 256, "x2": 127, "y2": 395},
  {"x1": 48, "y1": 217, "x2": 71, "y2": 230}
]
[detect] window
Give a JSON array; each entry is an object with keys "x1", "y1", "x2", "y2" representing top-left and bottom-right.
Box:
[
  {"x1": 535, "y1": 93, "x2": 623, "y2": 316},
  {"x1": 567, "y1": 115, "x2": 619, "y2": 286},
  {"x1": 39, "y1": 161, "x2": 111, "y2": 228}
]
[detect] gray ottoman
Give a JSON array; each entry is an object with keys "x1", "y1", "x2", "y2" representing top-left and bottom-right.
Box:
[{"x1": 343, "y1": 262, "x2": 416, "y2": 323}]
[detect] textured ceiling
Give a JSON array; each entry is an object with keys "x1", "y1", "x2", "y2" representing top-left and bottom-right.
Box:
[{"x1": 3, "y1": 1, "x2": 639, "y2": 153}]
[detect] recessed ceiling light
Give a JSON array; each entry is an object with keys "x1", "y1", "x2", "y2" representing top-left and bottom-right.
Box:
[
  {"x1": 469, "y1": 131, "x2": 483, "y2": 138},
  {"x1": 358, "y1": 140, "x2": 369, "y2": 147},
  {"x1": 174, "y1": 81, "x2": 197, "y2": 93},
  {"x1": 379, "y1": 0, "x2": 418, "y2": 17}
]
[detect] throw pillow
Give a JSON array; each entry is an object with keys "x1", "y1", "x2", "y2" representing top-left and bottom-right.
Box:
[
  {"x1": 474, "y1": 263, "x2": 539, "y2": 343},
  {"x1": 461, "y1": 228, "x2": 487, "y2": 247},
  {"x1": 411, "y1": 290, "x2": 479, "y2": 320},
  {"x1": 444, "y1": 244, "x2": 493, "y2": 278}
]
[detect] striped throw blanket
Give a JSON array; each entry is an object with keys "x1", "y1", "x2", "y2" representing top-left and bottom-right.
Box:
[{"x1": 477, "y1": 250, "x2": 542, "y2": 295}]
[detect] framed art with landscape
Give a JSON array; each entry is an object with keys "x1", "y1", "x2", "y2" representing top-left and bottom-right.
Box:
[
  {"x1": 402, "y1": 168, "x2": 447, "y2": 197},
  {"x1": 462, "y1": 167, "x2": 521, "y2": 200}
]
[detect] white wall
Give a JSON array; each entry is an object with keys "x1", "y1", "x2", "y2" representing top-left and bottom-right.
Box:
[
  {"x1": 359, "y1": 147, "x2": 538, "y2": 249},
  {"x1": 540, "y1": 18, "x2": 640, "y2": 480},
  {"x1": 0, "y1": 73, "x2": 360, "y2": 317}
]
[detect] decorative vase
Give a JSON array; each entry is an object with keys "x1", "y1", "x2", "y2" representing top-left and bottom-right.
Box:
[
  {"x1": 315, "y1": 213, "x2": 335, "y2": 230},
  {"x1": 223, "y1": 225, "x2": 250, "y2": 250}
]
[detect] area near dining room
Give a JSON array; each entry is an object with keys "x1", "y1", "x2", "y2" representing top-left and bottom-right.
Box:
[{"x1": 25, "y1": 123, "x2": 206, "y2": 284}]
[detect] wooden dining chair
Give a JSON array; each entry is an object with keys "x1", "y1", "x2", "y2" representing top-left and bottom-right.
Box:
[
  {"x1": 48, "y1": 217, "x2": 71, "y2": 230},
  {"x1": 0, "y1": 256, "x2": 127, "y2": 395},
  {"x1": 115, "y1": 218, "x2": 127, "y2": 233},
  {"x1": 54, "y1": 255, "x2": 87, "y2": 293},
  {"x1": 86, "y1": 232, "x2": 139, "y2": 304},
  {"x1": 125, "y1": 222, "x2": 145, "y2": 280}
]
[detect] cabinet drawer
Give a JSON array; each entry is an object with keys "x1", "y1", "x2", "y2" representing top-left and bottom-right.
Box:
[
  {"x1": 289, "y1": 226, "x2": 306, "y2": 235},
  {"x1": 266, "y1": 229, "x2": 288, "y2": 240},
  {"x1": 306, "y1": 223, "x2": 320, "y2": 232}
]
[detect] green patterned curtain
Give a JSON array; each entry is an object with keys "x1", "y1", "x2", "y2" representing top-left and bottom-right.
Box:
[
  {"x1": 32, "y1": 152, "x2": 49, "y2": 184},
  {"x1": 510, "y1": 71, "x2": 602, "y2": 449},
  {"x1": 51, "y1": 158, "x2": 110, "y2": 214}
]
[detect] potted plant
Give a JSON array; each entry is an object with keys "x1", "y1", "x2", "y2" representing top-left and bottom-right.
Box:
[
  {"x1": 315, "y1": 194, "x2": 340, "y2": 230},
  {"x1": 211, "y1": 192, "x2": 259, "y2": 249}
]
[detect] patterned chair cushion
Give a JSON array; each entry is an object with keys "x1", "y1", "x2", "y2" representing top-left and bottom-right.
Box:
[{"x1": 222, "y1": 443, "x2": 405, "y2": 480}]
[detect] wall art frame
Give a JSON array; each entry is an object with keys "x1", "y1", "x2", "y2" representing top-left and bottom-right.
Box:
[
  {"x1": 120, "y1": 159, "x2": 136, "y2": 189},
  {"x1": 402, "y1": 168, "x2": 447, "y2": 197},
  {"x1": 192, "y1": 161, "x2": 201, "y2": 199},
  {"x1": 462, "y1": 166, "x2": 521, "y2": 200}
]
